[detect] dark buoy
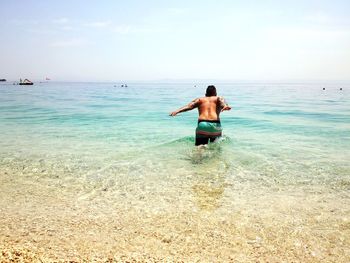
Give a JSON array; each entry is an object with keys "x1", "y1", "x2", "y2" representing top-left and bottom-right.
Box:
[
  {"x1": 323, "y1": 88, "x2": 325, "y2": 90},
  {"x1": 121, "y1": 84, "x2": 124, "y2": 87},
  {"x1": 340, "y1": 88, "x2": 343, "y2": 90}
]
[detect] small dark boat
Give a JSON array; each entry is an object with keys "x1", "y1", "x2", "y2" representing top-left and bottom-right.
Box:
[
  {"x1": 19, "y1": 78, "x2": 33, "y2": 85},
  {"x1": 0, "y1": 79, "x2": 6, "y2": 82}
]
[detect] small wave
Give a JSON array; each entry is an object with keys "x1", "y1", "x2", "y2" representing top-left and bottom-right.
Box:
[
  {"x1": 157, "y1": 135, "x2": 233, "y2": 148},
  {"x1": 158, "y1": 136, "x2": 195, "y2": 147}
]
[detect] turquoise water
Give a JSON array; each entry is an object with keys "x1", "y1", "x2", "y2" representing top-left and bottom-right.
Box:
[
  {"x1": 0, "y1": 82, "x2": 350, "y2": 260},
  {"x1": 1, "y1": 82, "x2": 349, "y2": 178},
  {"x1": 1, "y1": 82, "x2": 349, "y2": 190}
]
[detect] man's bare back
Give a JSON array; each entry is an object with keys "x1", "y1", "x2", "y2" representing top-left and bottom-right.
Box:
[
  {"x1": 170, "y1": 85, "x2": 231, "y2": 145},
  {"x1": 197, "y1": 96, "x2": 229, "y2": 120}
]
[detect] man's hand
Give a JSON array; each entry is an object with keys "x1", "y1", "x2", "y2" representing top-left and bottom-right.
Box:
[
  {"x1": 170, "y1": 111, "x2": 178, "y2": 116},
  {"x1": 221, "y1": 105, "x2": 231, "y2": 112}
]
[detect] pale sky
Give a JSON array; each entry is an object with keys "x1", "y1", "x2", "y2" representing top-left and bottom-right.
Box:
[{"x1": 1, "y1": 0, "x2": 349, "y2": 82}]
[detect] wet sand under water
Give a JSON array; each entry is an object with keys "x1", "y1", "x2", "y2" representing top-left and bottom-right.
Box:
[{"x1": 1, "y1": 167, "x2": 349, "y2": 262}]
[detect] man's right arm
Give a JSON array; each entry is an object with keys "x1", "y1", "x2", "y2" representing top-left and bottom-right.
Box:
[{"x1": 218, "y1": 96, "x2": 231, "y2": 112}]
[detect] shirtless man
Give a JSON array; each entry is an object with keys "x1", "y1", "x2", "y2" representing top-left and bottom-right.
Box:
[{"x1": 170, "y1": 85, "x2": 231, "y2": 146}]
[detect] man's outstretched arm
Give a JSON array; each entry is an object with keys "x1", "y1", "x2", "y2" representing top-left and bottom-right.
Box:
[
  {"x1": 170, "y1": 98, "x2": 200, "y2": 116},
  {"x1": 218, "y1": 96, "x2": 232, "y2": 112}
]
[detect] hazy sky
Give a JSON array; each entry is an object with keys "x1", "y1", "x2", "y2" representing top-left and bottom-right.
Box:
[{"x1": 1, "y1": 0, "x2": 349, "y2": 81}]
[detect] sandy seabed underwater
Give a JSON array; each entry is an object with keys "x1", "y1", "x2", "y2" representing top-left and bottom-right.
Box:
[{"x1": 0, "y1": 82, "x2": 349, "y2": 262}]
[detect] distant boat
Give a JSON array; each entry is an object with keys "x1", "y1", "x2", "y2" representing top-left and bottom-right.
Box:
[
  {"x1": 19, "y1": 78, "x2": 33, "y2": 85},
  {"x1": 0, "y1": 79, "x2": 6, "y2": 82}
]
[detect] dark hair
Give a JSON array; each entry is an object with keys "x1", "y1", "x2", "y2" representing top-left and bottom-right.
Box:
[{"x1": 206, "y1": 85, "x2": 217, "y2": 96}]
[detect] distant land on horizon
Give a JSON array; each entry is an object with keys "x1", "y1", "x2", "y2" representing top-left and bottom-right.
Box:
[{"x1": 1, "y1": 78, "x2": 350, "y2": 85}]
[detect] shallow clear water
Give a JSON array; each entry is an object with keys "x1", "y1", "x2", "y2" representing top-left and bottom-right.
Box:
[
  {"x1": 0, "y1": 82, "x2": 350, "y2": 260},
  {"x1": 1, "y1": 82, "x2": 349, "y2": 185}
]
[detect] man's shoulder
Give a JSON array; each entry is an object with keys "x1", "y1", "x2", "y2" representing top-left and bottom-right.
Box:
[
  {"x1": 198, "y1": 96, "x2": 220, "y2": 100},
  {"x1": 217, "y1": 96, "x2": 226, "y2": 102}
]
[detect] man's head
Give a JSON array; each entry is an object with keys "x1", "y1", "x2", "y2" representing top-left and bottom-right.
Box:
[{"x1": 206, "y1": 85, "x2": 217, "y2": 97}]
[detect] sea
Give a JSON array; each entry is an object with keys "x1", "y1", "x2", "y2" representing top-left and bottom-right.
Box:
[{"x1": 0, "y1": 81, "x2": 349, "y2": 261}]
